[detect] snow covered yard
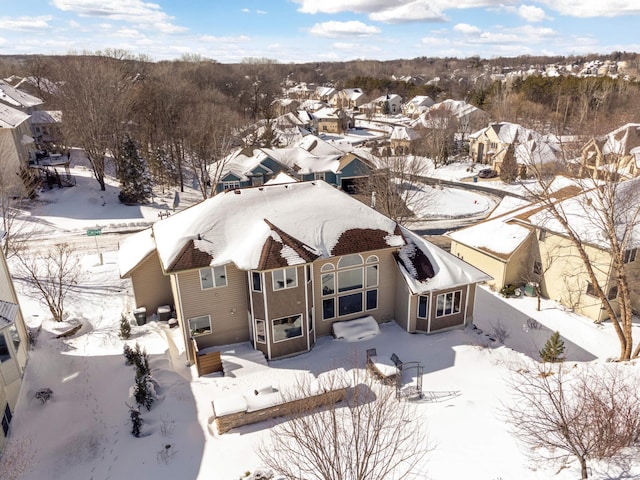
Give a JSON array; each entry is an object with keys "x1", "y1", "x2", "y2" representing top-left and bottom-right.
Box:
[
  {"x1": 4, "y1": 159, "x2": 640, "y2": 479},
  {"x1": 6, "y1": 245, "x2": 640, "y2": 480}
]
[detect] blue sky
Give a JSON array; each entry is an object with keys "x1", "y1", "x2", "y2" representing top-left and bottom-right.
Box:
[{"x1": 1, "y1": 0, "x2": 639, "y2": 62}]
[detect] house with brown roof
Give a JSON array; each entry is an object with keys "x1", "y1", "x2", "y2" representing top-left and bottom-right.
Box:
[{"x1": 120, "y1": 181, "x2": 490, "y2": 363}]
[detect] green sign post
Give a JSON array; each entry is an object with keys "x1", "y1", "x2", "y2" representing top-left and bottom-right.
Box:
[{"x1": 87, "y1": 228, "x2": 103, "y2": 264}]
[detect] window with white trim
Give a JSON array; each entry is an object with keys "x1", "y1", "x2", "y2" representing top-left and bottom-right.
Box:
[
  {"x1": 272, "y1": 314, "x2": 303, "y2": 342},
  {"x1": 2, "y1": 403, "x2": 11, "y2": 437},
  {"x1": 252, "y1": 272, "x2": 262, "y2": 292},
  {"x1": 188, "y1": 315, "x2": 212, "y2": 337},
  {"x1": 223, "y1": 180, "x2": 240, "y2": 190},
  {"x1": 418, "y1": 296, "x2": 429, "y2": 319},
  {"x1": 314, "y1": 172, "x2": 326, "y2": 181},
  {"x1": 321, "y1": 254, "x2": 379, "y2": 319},
  {"x1": 200, "y1": 266, "x2": 227, "y2": 289},
  {"x1": 273, "y1": 267, "x2": 297, "y2": 290},
  {"x1": 9, "y1": 325, "x2": 19, "y2": 354},
  {"x1": 436, "y1": 290, "x2": 462, "y2": 317},
  {"x1": 255, "y1": 319, "x2": 266, "y2": 343},
  {"x1": 0, "y1": 331, "x2": 10, "y2": 363},
  {"x1": 624, "y1": 248, "x2": 637, "y2": 264}
]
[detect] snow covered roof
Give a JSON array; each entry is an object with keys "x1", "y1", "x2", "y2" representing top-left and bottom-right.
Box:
[
  {"x1": 294, "y1": 134, "x2": 348, "y2": 155},
  {"x1": 30, "y1": 110, "x2": 62, "y2": 124},
  {"x1": 0, "y1": 80, "x2": 43, "y2": 109},
  {"x1": 602, "y1": 123, "x2": 640, "y2": 157},
  {"x1": 152, "y1": 180, "x2": 406, "y2": 273},
  {"x1": 398, "y1": 228, "x2": 492, "y2": 294},
  {"x1": 449, "y1": 206, "x2": 534, "y2": 260},
  {"x1": 342, "y1": 88, "x2": 364, "y2": 101},
  {"x1": 119, "y1": 228, "x2": 158, "y2": 278},
  {"x1": 264, "y1": 172, "x2": 299, "y2": 185},
  {"x1": 0, "y1": 299, "x2": 19, "y2": 329},
  {"x1": 0, "y1": 103, "x2": 30, "y2": 128},
  {"x1": 405, "y1": 95, "x2": 434, "y2": 108},
  {"x1": 391, "y1": 126, "x2": 420, "y2": 142}
]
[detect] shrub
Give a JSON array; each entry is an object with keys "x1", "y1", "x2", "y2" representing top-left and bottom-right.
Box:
[
  {"x1": 123, "y1": 344, "x2": 136, "y2": 365},
  {"x1": 134, "y1": 374, "x2": 156, "y2": 411},
  {"x1": 128, "y1": 404, "x2": 143, "y2": 437}
]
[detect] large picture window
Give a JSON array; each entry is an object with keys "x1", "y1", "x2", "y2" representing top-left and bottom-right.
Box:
[
  {"x1": 436, "y1": 291, "x2": 462, "y2": 318},
  {"x1": 200, "y1": 266, "x2": 227, "y2": 289},
  {"x1": 273, "y1": 267, "x2": 298, "y2": 290},
  {"x1": 188, "y1": 315, "x2": 212, "y2": 337},
  {"x1": 322, "y1": 255, "x2": 379, "y2": 320},
  {"x1": 272, "y1": 314, "x2": 303, "y2": 342}
]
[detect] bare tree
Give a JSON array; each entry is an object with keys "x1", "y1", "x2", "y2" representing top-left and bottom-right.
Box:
[
  {"x1": 258, "y1": 369, "x2": 430, "y2": 480},
  {"x1": 13, "y1": 243, "x2": 84, "y2": 322},
  {"x1": 519, "y1": 122, "x2": 640, "y2": 360},
  {"x1": 52, "y1": 53, "x2": 137, "y2": 190},
  {"x1": 504, "y1": 363, "x2": 640, "y2": 479},
  {"x1": 363, "y1": 154, "x2": 434, "y2": 226}
]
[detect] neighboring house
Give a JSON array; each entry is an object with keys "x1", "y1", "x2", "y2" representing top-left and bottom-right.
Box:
[
  {"x1": 314, "y1": 86, "x2": 337, "y2": 104},
  {"x1": 29, "y1": 110, "x2": 62, "y2": 145},
  {"x1": 331, "y1": 88, "x2": 366, "y2": 110},
  {"x1": 0, "y1": 103, "x2": 36, "y2": 196},
  {"x1": 272, "y1": 98, "x2": 300, "y2": 117},
  {"x1": 214, "y1": 143, "x2": 376, "y2": 193},
  {"x1": 413, "y1": 99, "x2": 489, "y2": 141},
  {"x1": 0, "y1": 233, "x2": 30, "y2": 452},
  {"x1": 390, "y1": 126, "x2": 421, "y2": 154},
  {"x1": 0, "y1": 80, "x2": 43, "y2": 114},
  {"x1": 402, "y1": 95, "x2": 435, "y2": 117},
  {"x1": 120, "y1": 181, "x2": 490, "y2": 363},
  {"x1": 312, "y1": 107, "x2": 353, "y2": 135},
  {"x1": 469, "y1": 122, "x2": 560, "y2": 176},
  {"x1": 580, "y1": 123, "x2": 640, "y2": 180},
  {"x1": 366, "y1": 94, "x2": 403, "y2": 116},
  {"x1": 449, "y1": 179, "x2": 640, "y2": 323}
]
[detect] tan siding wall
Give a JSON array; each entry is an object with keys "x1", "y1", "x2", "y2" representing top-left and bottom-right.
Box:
[
  {"x1": 264, "y1": 266, "x2": 307, "y2": 319},
  {"x1": 313, "y1": 248, "x2": 398, "y2": 338},
  {"x1": 177, "y1": 264, "x2": 250, "y2": 348},
  {"x1": 538, "y1": 233, "x2": 612, "y2": 321},
  {"x1": 450, "y1": 241, "x2": 506, "y2": 289},
  {"x1": 466, "y1": 284, "x2": 477, "y2": 323},
  {"x1": 504, "y1": 236, "x2": 534, "y2": 286},
  {"x1": 394, "y1": 272, "x2": 411, "y2": 331},
  {"x1": 130, "y1": 252, "x2": 173, "y2": 315}
]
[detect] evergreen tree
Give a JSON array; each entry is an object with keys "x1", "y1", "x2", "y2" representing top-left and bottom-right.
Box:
[
  {"x1": 128, "y1": 404, "x2": 142, "y2": 437},
  {"x1": 118, "y1": 135, "x2": 153, "y2": 204},
  {"x1": 119, "y1": 313, "x2": 131, "y2": 339},
  {"x1": 499, "y1": 143, "x2": 519, "y2": 183},
  {"x1": 539, "y1": 331, "x2": 566, "y2": 363}
]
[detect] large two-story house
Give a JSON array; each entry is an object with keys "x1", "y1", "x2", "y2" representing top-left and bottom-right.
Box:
[
  {"x1": 0, "y1": 233, "x2": 30, "y2": 452},
  {"x1": 120, "y1": 181, "x2": 490, "y2": 363}
]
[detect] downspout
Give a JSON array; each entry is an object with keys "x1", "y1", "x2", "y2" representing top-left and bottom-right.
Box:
[
  {"x1": 304, "y1": 264, "x2": 311, "y2": 353},
  {"x1": 406, "y1": 292, "x2": 411, "y2": 333},
  {"x1": 427, "y1": 292, "x2": 433, "y2": 333},
  {"x1": 464, "y1": 284, "x2": 471, "y2": 326}
]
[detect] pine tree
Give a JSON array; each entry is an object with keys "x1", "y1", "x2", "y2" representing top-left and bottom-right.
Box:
[
  {"x1": 118, "y1": 135, "x2": 153, "y2": 204},
  {"x1": 128, "y1": 404, "x2": 142, "y2": 437},
  {"x1": 119, "y1": 313, "x2": 131, "y2": 339},
  {"x1": 539, "y1": 331, "x2": 565, "y2": 362},
  {"x1": 499, "y1": 143, "x2": 519, "y2": 183}
]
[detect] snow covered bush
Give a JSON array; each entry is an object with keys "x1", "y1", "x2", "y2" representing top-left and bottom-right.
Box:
[
  {"x1": 123, "y1": 343, "x2": 136, "y2": 365},
  {"x1": 119, "y1": 313, "x2": 131, "y2": 339},
  {"x1": 128, "y1": 404, "x2": 143, "y2": 437},
  {"x1": 134, "y1": 373, "x2": 156, "y2": 411}
]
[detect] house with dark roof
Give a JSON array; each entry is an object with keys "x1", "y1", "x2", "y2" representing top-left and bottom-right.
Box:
[{"x1": 120, "y1": 181, "x2": 490, "y2": 362}]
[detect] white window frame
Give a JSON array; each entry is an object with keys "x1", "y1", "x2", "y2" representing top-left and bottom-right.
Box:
[
  {"x1": 255, "y1": 319, "x2": 266, "y2": 343},
  {"x1": 624, "y1": 248, "x2": 637, "y2": 264},
  {"x1": 199, "y1": 266, "x2": 227, "y2": 290},
  {"x1": 252, "y1": 271, "x2": 262, "y2": 292},
  {"x1": 435, "y1": 290, "x2": 462, "y2": 318},
  {"x1": 273, "y1": 267, "x2": 298, "y2": 291},
  {"x1": 417, "y1": 295, "x2": 429, "y2": 319},
  {"x1": 322, "y1": 254, "x2": 378, "y2": 320},
  {"x1": 188, "y1": 315, "x2": 212, "y2": 337},
  {"x1": 272, "y1": 314, "x2": 303, "y2": 343},
  {"x1": 223, "y1": 180, "x2": 240, "y2": 190}
]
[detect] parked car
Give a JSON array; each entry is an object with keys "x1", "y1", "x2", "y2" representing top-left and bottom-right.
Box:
[{"x1": 478, "y1": 168, "x2": 497, "y2": 178}]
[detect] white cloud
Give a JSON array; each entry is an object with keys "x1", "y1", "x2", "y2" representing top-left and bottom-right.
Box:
[
  {"x1": 453, "y1": 23, "x2": 481, "y2": 34},
  {"x1": 52, "y1": 0, "x2": 187, "y2": 31},
  {"x1": 257, "y1": 10, "x2": 267, "y2": 15},
  {"x1": 370, "y1": 1, "x2": 446, "y2": 22},
  {"x1": 309, "y1": 20, "x2": 380, "y2": 38},
  {"x1": 0, "y1": 16, "x2": 52, "y2": 31},
  {"x1": 241, "y1": 8, "x2": 250, "y2": 13},
  {"x1": 199, "y1": 35, "x2": 251, "y2": 43},
  {"x1": 538, "y1": 0, "x2": 640, "y2": 18},
  {"x1": 518, "y1": 4, "x2": 548, "y2": 22},
  {"x1": 293, "y1": 0, "x2": 394, "y2": 15}
]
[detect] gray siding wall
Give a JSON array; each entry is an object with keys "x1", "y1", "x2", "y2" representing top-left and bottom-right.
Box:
[{"x1": 130, "y1": 251, "x2": 173, "y2": 316}]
